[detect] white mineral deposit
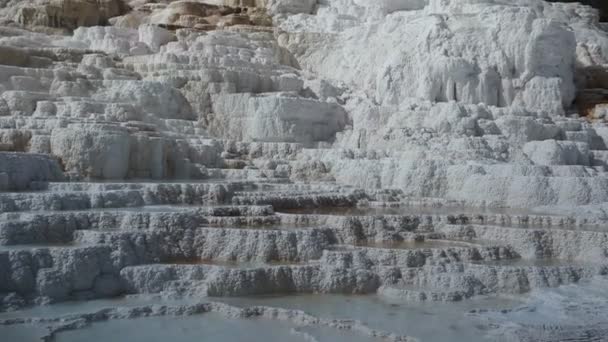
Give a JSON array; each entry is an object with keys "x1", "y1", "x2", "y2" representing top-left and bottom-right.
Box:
[{"x1": 1, "y1": 0, "x2": 608, "y2": 341}]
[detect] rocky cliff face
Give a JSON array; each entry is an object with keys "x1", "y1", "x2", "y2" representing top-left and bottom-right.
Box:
[{"x1": 0, "y1": 1, "x2": 608, "y2": 341}]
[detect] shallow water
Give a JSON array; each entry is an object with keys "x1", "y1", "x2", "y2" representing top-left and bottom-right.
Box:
[
  {"x1": 0, "y1": 295, "x2": 199, "y2": 320},
  {"x1": 0, "y1": 296, "x2": 379, "y2": 342},
  {"x1": 0, "y1": 323, "x2": 48, "y2": 341},
  {"x1": 218, "y1": 294, "x2": 522, "y2": 342},
  {"x1": 55, "y1": 314, "x2": 315, "y2": 342},
  {"x1": 3, "y1": 279, "x2": 608, "y2": 342},
  {"x1": 479, "y1": 277, "x2": 608, "y2": 340},
  {"x1": 54, "y1": 315, "x2": 378, "y2": 342},
  {"x1": 0, "y1": 294, "x2": 508, "y2": 342},
  {"x1": 486, "y1": 277, "x2": 608, "y2": 326}
]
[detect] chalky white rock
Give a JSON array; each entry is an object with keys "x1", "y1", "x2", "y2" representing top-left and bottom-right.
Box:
[{"x1": 0, "y1": 0, "x2": 608, "y2": 341}]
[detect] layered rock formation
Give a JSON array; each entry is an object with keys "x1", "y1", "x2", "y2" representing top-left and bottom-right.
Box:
[
  {"x1": 0, "y1": 0, "x2": 129, "y2": 32},
  {"x1": 0, "y1": 0, "x2": 608, "y2": 341},
  {"x1": 549, "y1": 0, "x2": 608, "y2": 21}
]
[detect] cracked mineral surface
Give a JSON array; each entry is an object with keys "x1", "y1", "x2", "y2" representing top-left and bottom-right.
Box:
[{"x1": 1, "y1": 0, "x2": 608, "y2": 341}]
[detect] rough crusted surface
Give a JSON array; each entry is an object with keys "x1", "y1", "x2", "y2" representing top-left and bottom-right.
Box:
[
  {"x1": 0, "y1": 152, "x2": 63, "y2": 190},
  {"x1": 0, "y1": 0, "x2": 608, "y2": 341}
]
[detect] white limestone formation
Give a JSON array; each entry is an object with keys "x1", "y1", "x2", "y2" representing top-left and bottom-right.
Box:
[{"x1": 0, "y1": 0, "x2": 608, "y2": 341}]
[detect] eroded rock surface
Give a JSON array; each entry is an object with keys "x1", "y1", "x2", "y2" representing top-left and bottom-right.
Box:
[{"x1": 0, "y1": 0, "x2": 608, "y2": 341}]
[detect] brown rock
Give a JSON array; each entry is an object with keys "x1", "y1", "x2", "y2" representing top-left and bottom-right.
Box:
[
  {"x1": 9, "y1": 0, "x2": 129, "y2": 30},
  {"x1": 172, "y1": 14, "x2": 209, "y2": 28},
  {"x1": 576, "y1": 89, "x2": 608, "y2": 118},
  {"x1": 218, "y1": 13, "x2": 251, "y2": 27},
  {"x1": 165, "y1": 1, "x2": 235, "y2": 18},
  {"x1": 575, "y1": 66, "x2": 608, "y2": 118}
]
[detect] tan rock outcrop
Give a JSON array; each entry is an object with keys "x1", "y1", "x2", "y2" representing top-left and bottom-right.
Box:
[{"x1": 3, "y1": 0, "x2": 129, "y2": 30}]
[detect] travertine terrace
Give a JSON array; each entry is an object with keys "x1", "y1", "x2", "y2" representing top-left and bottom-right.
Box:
[{"x1": 1, "y1": 0, "x2": 608, "y2": 341}]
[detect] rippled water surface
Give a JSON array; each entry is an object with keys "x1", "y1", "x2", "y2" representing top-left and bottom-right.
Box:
[{"x1": 2, "y1": 278, "x2": 608, "y2": 342}]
